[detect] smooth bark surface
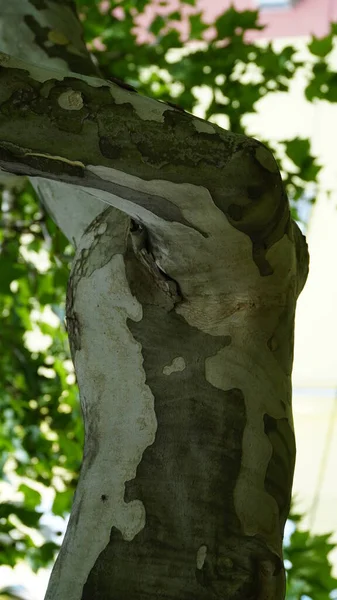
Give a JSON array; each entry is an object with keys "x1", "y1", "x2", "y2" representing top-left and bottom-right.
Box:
[{"x1": 0, "y1": 2, "x2": 309, "y2": 599}]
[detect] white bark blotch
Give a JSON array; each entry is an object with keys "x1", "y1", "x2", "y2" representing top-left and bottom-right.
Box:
[
  {"x1": 32, "y1": 179, "x2": 105, "y2": 246},
  {"x1": 58, "y1": 89, "x2": 84, "y2": 110},
  {"x1": 108, "y1": 85, "x2": 175, "y2": 122},
  {"x1": 97, "y1": 222, "x2": 107, "y2": 235},
  {"x1": 162, "y1": 356, "x2": 186, "y2": 375},
  {"x1": 193, "y1": 119, "x2": 216, "y2": 134},
  {"x1": 196, "y1": 545, "x2": 208, "y2": 569},
  {"x1": 203, "y1": 236, "x2": 297, "y2": 556},
  {"x1": 73, "y1": 255, "x2": 157, "y2": 538},
  {"x1": 254, "y1": 145, "x2": 279, "y2": 173},
  {"x1": 46, "y1": 228, "x2": 157, "y2": 599}
]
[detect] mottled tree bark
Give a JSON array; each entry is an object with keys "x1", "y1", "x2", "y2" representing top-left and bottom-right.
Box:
[{"x1": 0, "y1": 2, "x2": 308, "y2": 599}]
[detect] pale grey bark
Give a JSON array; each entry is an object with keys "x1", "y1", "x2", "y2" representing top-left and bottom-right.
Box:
[{"x1": 0, "y1": 2, "x2": 309, "y2": 599}]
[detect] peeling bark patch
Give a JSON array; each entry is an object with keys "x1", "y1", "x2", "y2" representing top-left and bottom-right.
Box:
[
  {"x1": 79, "y1": 208, "x2": 129, "y2": 277},
  {"x1": 252, "y1": 242, "x2": 274, "y2": 277},
  {"x1": 267, "y1": 298, "x2": 296, "y2": 375},
  {"x1": 193, "y1": 119, "x2": 216, "y2": 135},
  {"x1": 162, "y1": 356, "x2": 186, "y2": 375},
  {"x1": 83, "y1": 301, "x2": 251, "y2": 599},
  {"x1": 263, "y1": 415, "x2": 296, "y2": 532},
  {"x1": 196, "y1": 545, "x2": 208, "y2": 569},
  {"x1": 124, "y1": 242, "x2": 182, "y2": 311},
  {"x1": 58, "y1": 89, "x2": 84, "y2": 110},
  {"x1": 247, "y1": 184, "x2": 263, "y2": 201},
  {"x1": 66, "y1": 207, "x2": 128, "y2": 352},
  {"x1": 134, "y1": 109, "x2": 232, "y2": 170},
  {"x1": 99, "y1": 136, "x2": 122, "y2": 159},
  {"x1": 166, "y1": 100, "x2": 185, "y2": 112},
  {"x1": 65, "y1": 310, "x2": 81, "y2": 355},
  {"x1": 206, "y1": 328, "x2": 294, "y2": 558},
  {"x1": 51, "y1": 209, "x2": 157, "y2": 600},
  {"x1": 23, "y1": 15, "x2": 97, "y2": 77},
  {"x1": 108, "y1": 76, "x2": 137, "y2": 93},
  {"x1": 46, "y1": 82, "x2": 90, "y2": 133},
  {"x1": 227, "y1": 203, "x2": 243, "y2": 221},
  {"x1": 254, "y1": 145, "x2": 279, "y2": 173},
  {"x1": 48, "y1": 30, "x2": 69, "y2": 46},
  {"x1": 220, "y1": 144, "x2": 289, "y2": 276},
  {"x1": 290, "y1": 220, "x2": 309, "y2": 296},
  {"x1": 22, "y1": 152, "x2": 85, "y2": 178},
  {"x1": 268, "y1": 336, "x2": 278, "y2": 352},
  {"x1": 87, "y1": 165, "x2": 209, "y2": 238},
  {"x1": 28, "y1": 0, "x2": 47, "y2": 8},
  {"x1": 66, "y1": 209, "x2": 129, "y2": 356},
  {"x1": 1, "y1": 85, "x2": 39, "y2": 117}
]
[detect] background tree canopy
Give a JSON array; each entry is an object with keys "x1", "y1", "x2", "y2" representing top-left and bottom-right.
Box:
[{"x1": 0, "y1": 1, "x2": 336, "y2": 598}]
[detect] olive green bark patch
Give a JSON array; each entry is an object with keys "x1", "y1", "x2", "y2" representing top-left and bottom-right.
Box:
[
  {"x1": 48, "y1": 30, "x2": 69, "y2": 46},
  {"x1": 254, "y1": 145, "x2": 279, "y2": 173},
  {"x1": 267, "y1": 296, "x2": 296, "y2": 375},
  {"x1": 23, "y1": 15, "x2": 98, "y2": 76},
  {"x1": 28, "y1": 0, "x2": 48, "y2": 8},
  {"x1": 99, "y1": 136, "x2": 123, "y2": 160},
  {"x1": 82, "y1": 295, "x2": 249, "y2": 598},
  {"x1": 263, "y1": 414, "x2": 295, "y2": 533}
]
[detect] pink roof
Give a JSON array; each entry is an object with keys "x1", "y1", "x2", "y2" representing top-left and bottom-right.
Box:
[
  {"x1": 137, "y1": 0, "x2": 336, "y2": 41},
  {"x1": 213, "y1": 0, "x2": 336, "y2": 39}
]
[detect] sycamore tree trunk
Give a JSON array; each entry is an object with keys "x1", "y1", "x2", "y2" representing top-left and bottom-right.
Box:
[{"x1": 0, "y1": 2, "x2": 309, "y2": 599}]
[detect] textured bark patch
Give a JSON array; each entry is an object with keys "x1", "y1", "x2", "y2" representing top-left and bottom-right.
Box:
[
  {"x1": 267, "y1": 297, "x2": 296, "y2": 375},
  {"x1": 28, "y1": 0, "x2": 48, "y2": 8},
  {"x1": 162, "y1": 356, "x2": 186, "y2": 375},
  {"x1": 57, "y1": 89, "x2": 84, "y2": 110},
  {"x1": 66, "y1": 207, "x2": 127, "y2": 355},
  {"x1": 23, "y1": 15, "x2": 98, "y2": 76},
  {"x1": 99, "y1": 136, "x2": 122, "y2": 159},
  {"x1": 82, "y1": 296, "x2": 251, "y2": 599},
  {"x1": 196, "y1": 545, "x2": 208, "y2": 569},
  {"x1": 136, "y1": 109, "x2": 232, "y2": 170},
  {"x1": 263, "y1": 414, "x2": 296, "y2": 532},
  {"x1": 254, "y1": 145, "x2": 279, "y2": 173}
]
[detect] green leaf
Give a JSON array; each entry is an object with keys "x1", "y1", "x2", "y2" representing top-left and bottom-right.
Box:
[
  {"x1": 283, "y1": 137, "x2": 321, "y2": 184},
  {"x1": 52, "y1": 489, "x2": 74, "y2": 517},
  {"x1": 18, "y1": 484, "x2": 41, "y2": 510},
  {"x1": 149, "y1": 15, "x2": 165, "y2": 36},
  {"x1": 235, "y1": 9, "x2": 264, "y2": 32},
  {"x1": 189, "y1": 13, "x2": 208, "y2": 39},
  {"x1": 0, "y1": 503, "x2": 41, "y2": 527},
  {"x1": 0, "y1": 257, "x2": 26, "y2": 294},
  {"x1": 167, "y1": 11, "x2": 181, "y2": 21},
  {"x1": 215, "y1": 7, "x2": 263, "y2": 40},
  {"x1": 308, "y1": 34, "x2": 333, "y2": 57},
  {"x1": 284, "y1": 138, "x2": 310, "y2": 168}
]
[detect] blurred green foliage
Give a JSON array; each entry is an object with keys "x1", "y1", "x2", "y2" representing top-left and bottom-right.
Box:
[
  {"x1": 1, "y1": 0, "x2": 337, "y2": 597},
  {"x1": 285, "y1": 512, "x2": 337, "y2": 599}
]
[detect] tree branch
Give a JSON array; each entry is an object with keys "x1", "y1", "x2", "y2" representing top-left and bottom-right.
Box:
[{"x1": 0, "y1": 51, "x2": 307, "y2": 290}]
